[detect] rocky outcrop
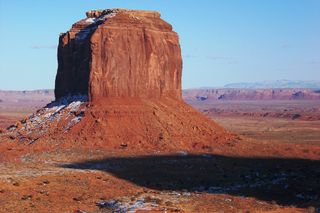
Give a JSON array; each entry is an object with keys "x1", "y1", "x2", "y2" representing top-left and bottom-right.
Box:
[
  {"x1": 1, "y1": 9, "x2": 236, "y2": 151},
  {"x1": 55, "y1": 9, "x2": 182, "y2": 101}
]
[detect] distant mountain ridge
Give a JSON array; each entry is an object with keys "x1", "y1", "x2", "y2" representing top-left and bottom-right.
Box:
[
  {"x1": 183, "y1": 88, "x2": 320, "y2": 101},
  {"x1": 224, "y1": 80, "x2": 320, "y2": 89}
]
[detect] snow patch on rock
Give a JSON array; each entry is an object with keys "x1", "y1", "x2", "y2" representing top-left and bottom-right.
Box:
[
  {"x1": 78, "y1": 12, "x2": 117, "y2": 40},
  {"x1": 84, "y1": 12, "x2": 116, "y2": 24},
  {"x1": 3, "y1": 94, "x2": 88, "y2": 143}
]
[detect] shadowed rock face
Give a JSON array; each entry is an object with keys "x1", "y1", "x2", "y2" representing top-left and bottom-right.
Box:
[{"x1": 55, "y1": 9, "x2": 182, "y2": 101}]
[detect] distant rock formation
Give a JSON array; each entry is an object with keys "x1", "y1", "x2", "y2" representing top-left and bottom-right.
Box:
[
  {"x1": 183, "y1": 88, "x2": 320, "y2": 101},
  {"x1": 224, "y1": 80, "x2": 320, "y2": 89},
  {"x1": 55, "y1": 9, "x2": 182, "y2": 101}
]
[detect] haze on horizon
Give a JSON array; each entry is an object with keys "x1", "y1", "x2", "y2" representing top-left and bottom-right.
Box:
[{"x1": 0, "y1": 0, "x2": 319, "y2": 90}]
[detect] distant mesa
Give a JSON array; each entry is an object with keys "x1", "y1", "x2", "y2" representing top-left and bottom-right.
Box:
[
  {"x1": 1, "y1": 9, "x2": 235, "y2": 151},
  {"x1": 183, "y1": 80, "x2": 320, "y2": 102},
  {"x1": 184, "y1": 88, "x2": 320, "y2": 101},
  {"x1": 224, "y1": 80, "x2": 320, "y2": 89}
]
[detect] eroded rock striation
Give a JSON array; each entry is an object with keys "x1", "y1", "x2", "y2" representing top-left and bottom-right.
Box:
[{"x1": 55, "y1": 9, "x2": 182, "y2": 101}]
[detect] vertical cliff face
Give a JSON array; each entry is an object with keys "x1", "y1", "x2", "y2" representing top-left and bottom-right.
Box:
[
  {"x1": 55, "y1": 20, "x2": 92, "y2": 99},
  {"x1": 55, "y1": 9, "x2": 182, "y2": 101}
]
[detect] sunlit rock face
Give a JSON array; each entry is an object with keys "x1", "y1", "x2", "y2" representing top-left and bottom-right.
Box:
[{"x1": 55, "y1": 9, "x2": 182, "y2": 101}]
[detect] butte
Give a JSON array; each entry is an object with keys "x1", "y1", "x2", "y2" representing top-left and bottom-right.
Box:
[{"x1": 1, "y1": 9, "x2": 236, "y2": 152}]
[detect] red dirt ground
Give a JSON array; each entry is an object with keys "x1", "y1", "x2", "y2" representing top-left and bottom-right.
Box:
[{"x1": 0, "y1": 96, "x2": 319, "y2": 212}]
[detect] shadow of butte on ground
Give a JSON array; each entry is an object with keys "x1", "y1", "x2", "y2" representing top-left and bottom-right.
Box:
[{"x1": 60, "y1": 154, "x2": 320, "y2": 208}]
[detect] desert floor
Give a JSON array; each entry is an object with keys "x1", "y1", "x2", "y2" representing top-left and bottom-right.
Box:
[{"x1": 0, "y1": 99, "x2": 319, "y2": 212}]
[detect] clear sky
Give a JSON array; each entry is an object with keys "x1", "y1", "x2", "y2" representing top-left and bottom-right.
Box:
[{"x1": 0, "y1": 0, "x2": 319, "y2": 90}]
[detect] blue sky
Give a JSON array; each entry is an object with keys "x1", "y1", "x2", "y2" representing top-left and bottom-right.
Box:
[{"x1": 0, "y1": 0, "x2": 319, "y2": 90}]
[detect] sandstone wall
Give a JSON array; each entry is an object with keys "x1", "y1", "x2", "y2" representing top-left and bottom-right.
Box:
[{"x1": 55, "y1": 9, "x2": 182, "y2": 101}]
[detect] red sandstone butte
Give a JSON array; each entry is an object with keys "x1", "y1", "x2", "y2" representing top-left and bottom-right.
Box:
[
  {"x1": 55, "y1": 9, "x2": 182, "y2": 101},
  {"x1": 1, "y1": 9, "x2": 236, "y2": 151}
]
